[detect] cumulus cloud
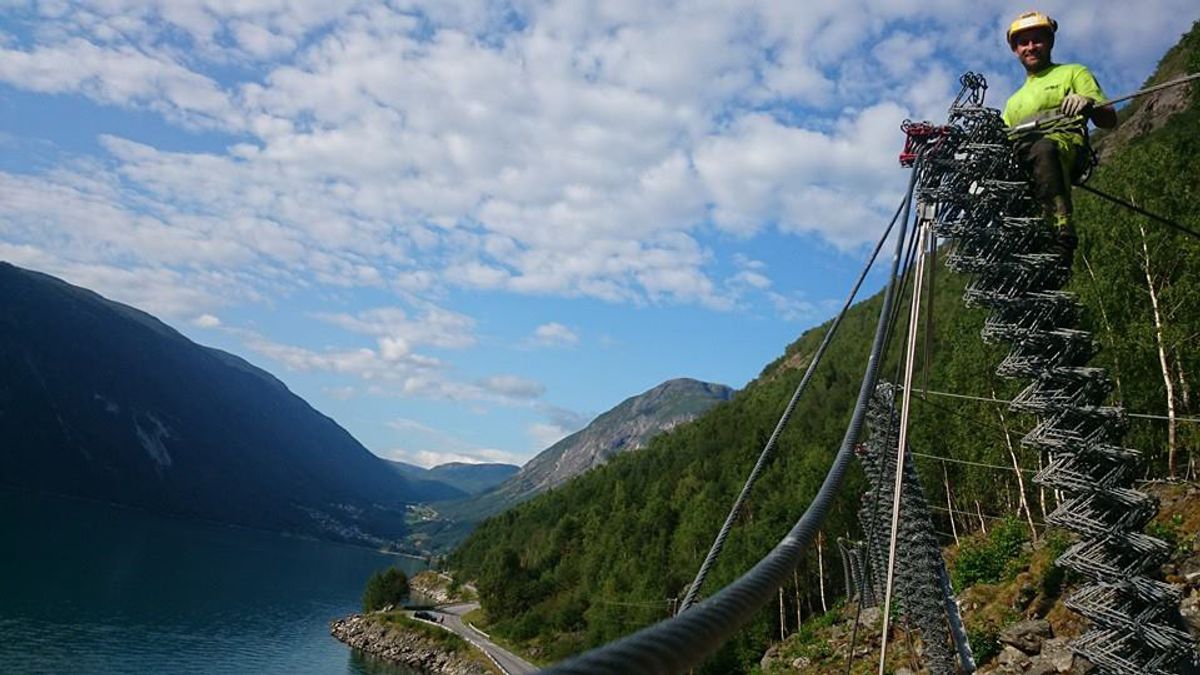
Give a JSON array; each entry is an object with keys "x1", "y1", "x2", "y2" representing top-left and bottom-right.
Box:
[
  {"x1": 528, "y1": 322, "x2": 580, "y2": 348},
  {"x1": 192, "y1": 313, "x2": 221, "y2": 328},
  {"x1": 5, "y1": 1, "x2": 1191, "y2": 312},
  {"x1": 768, "y1": 291, "x2": 819, "y2": 323},
  {"x1": 314, "y1": 306, "x2": 477, "y2": 350},
  {"x1": 387, "y1": 447, "x2": 522, "y2": 469},
  {"x1": 478, "y1": 375, "x2": 545, "y2": 400},
  {"x1": 238, "y1": 327, "x2": 551, "y2": 406},
  {"x1": 2, "y1": 0, "x2": 1196, "y2": 432},
  {"x1": 528, "y1": 422, "x2": 572, "y2": 450}
]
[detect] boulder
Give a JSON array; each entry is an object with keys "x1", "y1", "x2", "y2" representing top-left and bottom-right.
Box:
[
  {"x1": 857, "y1": 606, "x2": 882, "y2": 627},
  {"x1": 998, "y1": 644, "x2": 1031, "y2": 668},
  {"x1": 1038, "y1": 637, "x2": 1076, "y2": 673},
  {"x1": 999, "y1": 618, "x2": 1053, "y2": 654},
  {"x1": 1180, "y1": 591, "x2": 1200, "y2": 638}
]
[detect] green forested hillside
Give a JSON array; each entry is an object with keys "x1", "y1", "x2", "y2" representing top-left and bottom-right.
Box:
[{"x1": 449, "y1": 23, "x2": 1200, "y2": 673}]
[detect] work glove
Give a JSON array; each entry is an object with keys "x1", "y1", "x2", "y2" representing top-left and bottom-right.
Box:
[{"x1": 1060, "y1": 93, "x2": 1095, "y2": 117}]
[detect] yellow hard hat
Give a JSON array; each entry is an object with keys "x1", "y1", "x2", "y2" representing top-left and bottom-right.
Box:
[{"x1": 1006, "y1": 11, "x2": 1058, "y2": 47}]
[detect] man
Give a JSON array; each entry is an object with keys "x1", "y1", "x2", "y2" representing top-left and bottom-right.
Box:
[{"x1": 1002, "y1": 11, "x2": 1118, "y2": 255}]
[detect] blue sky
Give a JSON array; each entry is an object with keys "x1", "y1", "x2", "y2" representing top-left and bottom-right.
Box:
[{"x1": 2, "y1": 1, "x2": 1197, "y2": 467}]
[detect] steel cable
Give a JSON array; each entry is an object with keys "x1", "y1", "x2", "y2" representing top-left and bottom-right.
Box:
[
  {"x1": 541, "y1": 159, "x2": 923, "y2": 675},
  {"x1": 678, "y1": 195, "x2": 910, "y2": 612}
]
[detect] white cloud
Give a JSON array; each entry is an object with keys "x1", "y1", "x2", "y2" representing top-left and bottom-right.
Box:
[
  {"x1": 529, "y1": 422, "x2": 571, "y2": 450},
  {"x1": 237, "y1": 328, "x2": 551, "y2": 406},
  {"x1": 192, "y1": 313, "x2": 221, "y2": 328},
  {"x1": 325, "y1": 385, "x2": 357, "y2": 400},
  {"x1": 387, "y1": 447, "x2": 522, "y2": 469},
  {"x1": 5, "y1": 1, "x2": 1192, "y2": 317},
  {"x1": 478, "y1": 375, "x2": 545, "y2": 400},
  {"x1": 386, "y1": 418, "x2": 441, "y2": 435},
  {"x1": 3, "y1": 1, "x2": 1198, "y2": 456},
  {"x1": 529, "y1": 322, "x2": 579, "y2": 348},
  {"x1": 314, "y1": 306, "x2": 477, "y2": 350},
  {"x1": 0, "y1": 39, "x2": 241, "y2": 129},
  {"x1": 768, "y1": 291, "x2": 819, "y2": 322}
]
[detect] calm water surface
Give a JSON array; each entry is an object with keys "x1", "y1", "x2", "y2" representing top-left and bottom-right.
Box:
[{"x1": 0, "y1": 487, "x2": 424, "y2": 674}]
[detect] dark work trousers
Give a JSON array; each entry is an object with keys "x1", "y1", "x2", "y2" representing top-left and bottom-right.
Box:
[
  {"x1": 1015, "y1": 135, "x2": 1083, "y2": 261},
  {"x1": 1016, "y1": 136, "x2": 1073, "y2": 212}
]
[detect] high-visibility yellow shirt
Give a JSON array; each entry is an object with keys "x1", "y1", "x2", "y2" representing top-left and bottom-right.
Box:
[
  {"x1": 1003, "y1": 63, "x2": 1107, "y2": 180},
  {"x1": 1002, "y1": 63, "x2": 1107, "y2": 128}
]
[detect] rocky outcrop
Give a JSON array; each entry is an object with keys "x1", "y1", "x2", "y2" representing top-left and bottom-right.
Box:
[
  {"x1": 505, "y1": 378, "x2": 734, "y2": 495},
  {"x1": 986, "y1": 635, "x2": 1093, "y2": 674},
  {"x1": 409, "y1": 571, "x2": 472, "y2": 605},
  {"x1": 330, "y1": 613, "x2": 492, "y2": 675},
  {"x1": 421, "y1": 378, "x2": 734, "y2": 551}
]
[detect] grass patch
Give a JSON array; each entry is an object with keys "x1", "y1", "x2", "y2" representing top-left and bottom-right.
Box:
[
  {"x1": 374, "y1": 611, "x2": 469, "y2": 653},
  {"x1": 461, "y1": 607, "x2": 550, "y2": 667}
]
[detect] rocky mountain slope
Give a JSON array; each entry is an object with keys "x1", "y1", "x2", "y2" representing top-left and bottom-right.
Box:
[
  {"x1": 502, "y1": 378, "x2": 734, "y2": 496},
  {"x1": 410, "y1": 378, "x2": 733, "y2": 551}
]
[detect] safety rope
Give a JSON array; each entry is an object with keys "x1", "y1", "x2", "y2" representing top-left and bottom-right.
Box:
[
  {"x1": 1076, "y1": 183, "x2": 1200, "y2": 242},
  {"x1": 540, "y1": 158, "x2": 922, "y2": 675},
  {"x1": 1009, "y1": 71, "x2": 1200, "y2": 136},
  {"x1": 910, "y1": 387, "x2": 1200, "y2": 424},
  {"x1": 677, "y1": 196, "x2": 909, "y2": 612}
]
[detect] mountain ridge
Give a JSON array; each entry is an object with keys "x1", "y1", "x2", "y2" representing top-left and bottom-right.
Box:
[
  {"x1": 0, "y1": 262, "x2": 455, "y2": 547},
  {"x1": 406, "y1": 377, "x2": 733, "y2": 552}
]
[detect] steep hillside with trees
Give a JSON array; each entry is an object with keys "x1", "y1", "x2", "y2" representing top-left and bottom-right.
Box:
[{"x1": 448, "y1": 22, "x2": 1200, "y2": 673}]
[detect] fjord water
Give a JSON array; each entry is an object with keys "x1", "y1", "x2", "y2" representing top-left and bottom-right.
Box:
[{"x1": 0, "y1": 487, "x2": 421, "y2": 674}]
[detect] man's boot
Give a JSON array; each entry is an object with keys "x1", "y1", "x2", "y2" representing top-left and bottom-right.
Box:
[{"x1": 1049, "y1": 212, "x2": 1077, "y2": 266}]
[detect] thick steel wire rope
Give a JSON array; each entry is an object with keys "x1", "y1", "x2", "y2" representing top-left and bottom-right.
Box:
[
  {"x1": 540, "y1": 161, "x2": 923, "y2": 675},
  {"x1": 878, "y1": 221, "x2": 932, "y2": 674},
  {"x1": 842, "y1": 222, "x2": 927, "y2": 675},
  {"x1": 677, "y1": 195, "x2": 911, "y2": 612}
]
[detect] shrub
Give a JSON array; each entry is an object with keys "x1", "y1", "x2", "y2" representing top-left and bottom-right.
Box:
[
  {"x1": 967, "y1": 624, "x2": 1002, "y2": 664},
  {"x1": 951, "y1": 517, "x2": 1030, "y2": 591},
  {"x1": 363, "y1": 567, "x2": 410, "y2": 612}
]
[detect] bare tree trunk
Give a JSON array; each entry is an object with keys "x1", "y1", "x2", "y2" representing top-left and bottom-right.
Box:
[
  {"x1": 1138, "y1": 222, "x2": 1178, "y2": 478},
  {"x1": 943, "y1": 461, "x2": 960, "y2": 545},
  {"x1": 779, "y1": 587, "x2": 786, "y2": 640},
  {"x1": 1175, "y1": 349, "x2": 1195, "y2": 481},
  {"x1": 975, "y1": 501, "x2": 988, "y2": 534},
  {"x1": 1176, "y1": 347, "x2": 1192, "y2": 411},
  {"x1": 1081, "y1": 253, "x2": 1125, "y2": 399},
  {"x1": 793, "y1": 569, "x2": 802, "y2": 629},
  {"x1": 1037, "y1": 450, "x2": 1048, "y2": 521},
  {"x1": 995, "y1": 389, "x2": 1037, "y2": 540},
  {"x1": 817, "y1": 531, "x2": 828, "y2": 613}
]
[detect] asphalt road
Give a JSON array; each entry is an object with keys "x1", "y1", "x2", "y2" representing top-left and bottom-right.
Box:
[{"x1": 418, "y1": 602, "x2": 539, "y2": 675}]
